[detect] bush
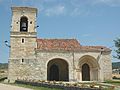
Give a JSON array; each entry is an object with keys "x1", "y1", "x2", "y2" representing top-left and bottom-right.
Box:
[{"x1": 113, "y1": 76, "x2": 117, "y2": 79}]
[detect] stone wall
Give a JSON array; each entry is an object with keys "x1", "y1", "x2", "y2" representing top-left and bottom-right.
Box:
[
  {"x1": 8, "y1": 49, "x2": 112, "y2": 82},
  {"x1": 101, "y1": 52, "x2": 112, "y2": 80},
  {"x1": 36, "y1": 50, "x2": 74, "y2": 81},
  {"x1": 35, "y1": 50, "x2": 112, "y2": 82},
  {"x1": 9, "y1": 48, "x2": 112, "y2": 81}
]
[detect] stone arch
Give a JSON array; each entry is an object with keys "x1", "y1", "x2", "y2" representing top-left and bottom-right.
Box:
[
  {"x1": 46, "y1": 57, "x2": 70, "y2": 66},
  {"x1": 78, "y1": 55, "x2": 100, "y2": 81},
  {"x1": 47, "y1": 58, "x2": 69, "y2": 81},
  {"x1": 20, "y1": 16, "x2": 28, "y2": 32}
]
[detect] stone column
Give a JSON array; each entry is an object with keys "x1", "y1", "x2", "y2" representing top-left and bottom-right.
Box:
[
  {"x1": 69, "y1": 65, "x2": 74, "y2": 81},
  {"x1": 90, "y1": 68, "x2": 93, "y2": 81},
  {"x1": 79, "y1": 68, "x2": 82, "y2": 81},
  {"x1": 99, "y1": 69, "x2": 104, "y2": 82},
  {"x1": 75, "y1": 69, "x2": 80, "y2": 81},
  {"x1": 98, "y1": 69, "x2": 100, "y2": 81}
]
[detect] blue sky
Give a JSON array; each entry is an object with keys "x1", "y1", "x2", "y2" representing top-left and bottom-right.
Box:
[{"x1": 0, "y1": 0, "x2": 120, "y2": 63}]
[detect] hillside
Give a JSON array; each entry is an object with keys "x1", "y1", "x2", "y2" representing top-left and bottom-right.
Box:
[
  {"x1": 0, "y1": 63, "x2": 8, "y2": 79},
  {"x1": 0, "y1": 63, "x2": 8, "y2": 69},
  {"x1": 112, "y1": 62, "x2": 120, "y2": 69}
]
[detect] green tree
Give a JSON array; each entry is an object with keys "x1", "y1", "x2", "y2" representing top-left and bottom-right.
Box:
[{"x1": 114, "y1": 38, "x2": 120, "y2": 59}]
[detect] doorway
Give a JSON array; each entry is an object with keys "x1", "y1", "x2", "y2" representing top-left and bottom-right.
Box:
[
  {"x1": 49, "y1": 64, "x2": 59, "y2": 81},
  {"x1": 82, "y1": 63, "x2": 90, "y2": 81}
]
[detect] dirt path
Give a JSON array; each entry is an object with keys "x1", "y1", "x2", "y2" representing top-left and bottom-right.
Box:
[{"x1": 0, "y1": 83, "x2": 32, "y2": 90}]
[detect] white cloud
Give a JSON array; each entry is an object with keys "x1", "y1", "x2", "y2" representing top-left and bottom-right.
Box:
[
  {"x1": 93, "y1": 0, "x2": 120, "y2": 7},
  {"x1": 71, "y1": 8, "x2": 89, "y2": 16},
  {"x1": 43, "y1": 0, "x2": 57, "y2": 2},
  {"x1": 82, "y1": 34, "x2": 92, "y2": 37},
  {"x1": 70, "y1": 0, "x2": 120, "y2": 7},
  {"x1": 69, "y1": 0, "x2": 120, "y2": 16},
  {"x1": 5, "y1": 0, "x2": 120, "y2": 17},
  {"x1": 12, "y1": 0, "x2": 66, "y2": 16},
  {"x1": 45, "y1": 5, "x2": 65, "y2": 16}
]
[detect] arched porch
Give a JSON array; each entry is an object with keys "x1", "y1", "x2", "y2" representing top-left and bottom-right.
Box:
[
  {"x1": 77, "y1": 55, "x2": 100, "y2": 81},
  {"x1": 47, "y1": 58, "x2": 69, "y2": 81}
]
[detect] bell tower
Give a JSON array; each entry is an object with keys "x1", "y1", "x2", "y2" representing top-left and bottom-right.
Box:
[
  {"x1": 11, "y1": 7, "x2": 37, "y2": 32},
  {"x1": 8, "y1": 7, "x2": 38, "y2": 82}
]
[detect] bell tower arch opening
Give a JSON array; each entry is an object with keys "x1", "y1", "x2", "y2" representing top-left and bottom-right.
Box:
[{"x1": 20, "y1": 16, "x2": 28, "y2": 32}]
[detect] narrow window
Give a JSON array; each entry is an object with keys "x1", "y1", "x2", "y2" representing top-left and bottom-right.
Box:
[
  {"x1": 20, "y1": 16, "x2": 28, "y2": 32},
  {"x1": 30, "y1": 21, "x2": 32, "y2": 24},
  {"x1": 22, "y1": 59, "x2": 24, "y2": 63},
  {"x1": 22, "y1": 38, "x2": 24, "y2": 43}
]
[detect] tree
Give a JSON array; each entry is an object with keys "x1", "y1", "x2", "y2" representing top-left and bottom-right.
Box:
[{"x1": 114, "y1": 38, "x2": 120, "y2": 59}]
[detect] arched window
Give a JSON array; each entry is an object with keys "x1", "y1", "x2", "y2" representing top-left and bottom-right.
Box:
[{"x1": 20, "y1": 16, "x2": 28, "y2": 32}]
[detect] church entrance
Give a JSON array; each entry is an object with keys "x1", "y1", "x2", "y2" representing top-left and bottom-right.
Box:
[
  {"x1": 82, "y1": 63, "x2": 90, "y2": 81},
  {"x1": 47, "y1": 58, "x2": 69, "y2": 81},
  {"x1": 49, "y1": 64, "x2": 59, "y2": 81},
  {"x1": 79, "y1": 55, "x2": 100, "y2": 81}
]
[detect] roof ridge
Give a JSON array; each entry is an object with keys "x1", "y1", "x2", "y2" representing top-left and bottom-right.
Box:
[{"x1": 37, "y1": 38, "x2": 77, "y2": 40}]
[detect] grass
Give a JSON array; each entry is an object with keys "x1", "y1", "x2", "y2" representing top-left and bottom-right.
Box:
[
  {"x1": 104, "y1": 80, "x2": 120, "y2": 86},
  {"x1": 10, "y1": 83, "x2": 63, "y2": 90}
]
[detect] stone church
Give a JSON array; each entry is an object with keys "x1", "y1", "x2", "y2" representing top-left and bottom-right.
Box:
[{"x1": 8, "y1": 7, "x2": 112, "y2": 82}]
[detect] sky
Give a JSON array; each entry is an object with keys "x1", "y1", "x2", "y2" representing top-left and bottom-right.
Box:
[{"x1": 0, "y1": 0, "x2": 120, "y2": 63}]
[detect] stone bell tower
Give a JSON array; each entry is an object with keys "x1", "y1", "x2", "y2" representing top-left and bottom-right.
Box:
[{"x1": 8, "y1": 7, "x2": 37, "y2": 82}]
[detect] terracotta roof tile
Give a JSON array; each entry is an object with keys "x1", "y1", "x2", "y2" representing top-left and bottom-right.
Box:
[
  {"x1": 36, "y1": 39, "x2": 111, "y2": 52},
  {"x1": 37, "y1": 39, "x2": 80, "y2": 51},
  {"x1": 79, "y1": 46, "x2": 111, "y2": 52}
]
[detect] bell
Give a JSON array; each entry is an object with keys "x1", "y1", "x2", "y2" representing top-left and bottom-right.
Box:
[{"x1": 22, "y1": 22, "x2": 26, "y2": 27}]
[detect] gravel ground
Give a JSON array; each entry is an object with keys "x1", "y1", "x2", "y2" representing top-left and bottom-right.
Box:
[{"x1": 0, "y1": 83, "x2": 32, "y2": 90}]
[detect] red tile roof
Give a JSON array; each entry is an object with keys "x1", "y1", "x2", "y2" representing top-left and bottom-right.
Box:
[
  {"x1": 37, "y1": 39, "x2": 81, "y2": 51},
  {"x1": 36, "y1": 39, "x2": 111, "y2": 52},
  {"x1": 80, "y1": 46, "x2": 111, "y2": 52}
]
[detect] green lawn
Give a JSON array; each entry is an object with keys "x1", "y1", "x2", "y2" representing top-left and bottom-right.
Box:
[{"x1": 104, "y1": 80, "x2": 120, "y2": 86}]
